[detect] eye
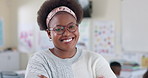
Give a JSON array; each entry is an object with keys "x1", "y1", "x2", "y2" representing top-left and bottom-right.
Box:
[
  {"x1": 69, "y1": 25, "x2": 76, "y2": 30},
  {"x1": 54, "y1": 26, "x2": 64, "y2": 32},
  {"x1": 55, "y1": 28, "x2": 61, "y2": 31}
]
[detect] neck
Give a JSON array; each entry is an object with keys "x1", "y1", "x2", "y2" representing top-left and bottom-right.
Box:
[{"x1": 50, "y1": 47, "x2": 77, "y2": 59}]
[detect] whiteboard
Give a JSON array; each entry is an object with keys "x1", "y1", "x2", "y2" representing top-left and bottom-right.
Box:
[{"x1": 121, "y1": 0, "x2": 148, "y2": 52}]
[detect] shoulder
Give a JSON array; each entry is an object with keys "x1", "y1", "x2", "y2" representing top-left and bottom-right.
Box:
[
  {"x1": 28, "y1": 49, "x2": 50, "y2": 63},
  {"x1": 81, "y1": 49, "x2": 105, "y2": 60},
  {"x1": 78, "y1": 48, "x2": 116, "y2": 78},
  {"x1": 31, "y1": 49, "x2": 48, "y2": 58},
  {"x1": 25, "y1": 49, "x2": 50, "y2": 78},
  {"x1": 78, "y1": 48, "x2": 108, "y2": 65}
]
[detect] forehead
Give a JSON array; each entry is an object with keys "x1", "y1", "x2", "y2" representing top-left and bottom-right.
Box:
[
  {"x1": 49, "y1": 12, "x2": 77, "y2": 27},
  {"x1": 111, "y1": 66, "x2": 121, "y2": 70}
]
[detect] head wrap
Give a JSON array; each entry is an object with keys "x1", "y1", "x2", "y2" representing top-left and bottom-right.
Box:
[{"x1": 46, "y1": 6, "x2": 77, "y2": 27}]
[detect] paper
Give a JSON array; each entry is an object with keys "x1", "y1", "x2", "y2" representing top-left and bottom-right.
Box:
[
  {"x1": 18, "y1": 23, "x2": 35, "y2": 52},
  {"x1": 141, "y1": 56, "x2": 148, "y2": 68},
  {"x1": 92, "y1": 21, "x2": 115, "y2": 54},
  {"x1": 0, "y1": 18, "x2": 4, "y2": 46}
]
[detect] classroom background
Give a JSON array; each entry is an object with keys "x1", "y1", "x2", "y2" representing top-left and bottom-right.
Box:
[{"x1": 0, "y1": 0, "x2": 148, "y2": 78}]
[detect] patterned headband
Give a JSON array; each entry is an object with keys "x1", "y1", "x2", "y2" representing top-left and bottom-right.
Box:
[{"x1": 46, "y1": 6, "x2": 77, "y2": 27}]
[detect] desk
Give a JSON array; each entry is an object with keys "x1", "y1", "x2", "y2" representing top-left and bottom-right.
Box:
[
  {"x1": 0, "y1": 52, "x2": 19, "y2": 71},
  {"x1": 0, "y1": 71, "x2": 24, "y2": 78},
  {"x1": 120, "y1": 69, "x2": 147, "y2": 78}
]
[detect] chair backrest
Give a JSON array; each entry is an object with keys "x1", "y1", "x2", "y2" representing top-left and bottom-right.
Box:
[{"x1": 0, "y1": 72, "x2": 3, "y2": 78}]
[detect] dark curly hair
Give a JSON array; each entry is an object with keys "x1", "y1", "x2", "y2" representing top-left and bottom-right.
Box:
[
  {"x1": 143, "y1": 69, "x2": 148, "y2": 78},
  {"x1": 37, "y1": 0, "x2": 83, "y2": 30}
]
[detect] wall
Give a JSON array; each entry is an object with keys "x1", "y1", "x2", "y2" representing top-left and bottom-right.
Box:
[
  {"x1": 0, "y1": 0, "x2": 45, "y2": 69},
  {"x1": 0, "y1": 0, "x2": 11, "y2": 49},
  {"x1": 10, "y1": 0, "x2": 45, "y2": 70},
  {"x1": 92, "y1": 0, "x2": 121, "y2": 53},
  {"x1": 121, "y1": 0, "x2": 148, "y2": 52},
  {"x1": 0, "y1": 0, "x2": 121, "y2": 69}
]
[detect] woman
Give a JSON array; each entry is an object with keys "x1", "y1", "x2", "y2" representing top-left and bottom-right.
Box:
[{"x1": 25, "y1": 0, "x2": 116, "y2": 78}]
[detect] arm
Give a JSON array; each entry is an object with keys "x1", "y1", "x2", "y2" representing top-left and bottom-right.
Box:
[
  {"x1": 25, "y1": 54, "x2": 49, "y2": 78},
  {"x1": 95, "y1": 55, "x2": 117, "y2": 78},
  {"x1": 38, "y1": 75, "x2": 47, "y2": 78}
]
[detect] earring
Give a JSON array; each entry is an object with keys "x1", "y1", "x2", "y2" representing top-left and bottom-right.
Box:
[{"x1": 49, "y1": 38, "x2": 52, "y2": 41}]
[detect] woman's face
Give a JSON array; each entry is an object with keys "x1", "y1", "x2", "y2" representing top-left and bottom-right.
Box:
[{"x1": 47, "y1": 12, "x2": 79, "y2": 51}]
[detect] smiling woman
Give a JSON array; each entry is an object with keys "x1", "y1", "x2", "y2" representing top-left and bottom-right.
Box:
[{"x1": 25, "y1": 0, "x2": 117, "y2": 78}]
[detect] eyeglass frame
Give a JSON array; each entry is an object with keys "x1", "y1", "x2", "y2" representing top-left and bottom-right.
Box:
[{"x1": 47, "y1": 22, "x2": 79, "y2": 35}]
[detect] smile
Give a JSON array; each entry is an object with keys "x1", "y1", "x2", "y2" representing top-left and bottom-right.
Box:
[{"x1": 63, "y1": 38, "x2": 73, "y2": 42}]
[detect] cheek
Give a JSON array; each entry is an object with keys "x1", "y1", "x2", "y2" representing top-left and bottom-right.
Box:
[
  {"x1": 75, "y1": 30, "x2": 80, "y2": 38},
  {"x1": 50, "y1": 32, "x2": 59, "y2": 39}
]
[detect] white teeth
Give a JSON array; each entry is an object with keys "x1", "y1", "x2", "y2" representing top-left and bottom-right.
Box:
[{"x1": 63, "y1": 38, "x2": 72, "y2": 42}]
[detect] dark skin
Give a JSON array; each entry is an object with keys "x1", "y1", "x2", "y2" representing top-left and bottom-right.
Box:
[
  {"x1": 111, "y1": 66, "x2": 121, "y2": 76},
  {"x1": 46, "y1": 12, "x2": 79, "y2": 59},
  {"x1": 38, "y1": 75, "x2": 47, "y2": 78},
  {"x1": 38, "y1": 12, "x2": 79, "y2": 78}
]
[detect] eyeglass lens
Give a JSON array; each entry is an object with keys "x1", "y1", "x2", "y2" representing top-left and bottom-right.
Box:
[{"x1": 52, "y1": 23, "x2": 78, "y2": 34}]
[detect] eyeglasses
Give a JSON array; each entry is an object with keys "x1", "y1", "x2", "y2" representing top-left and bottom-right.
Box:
[{"x1": 48, "y1": 22, "x2": 78, "y2": 35}]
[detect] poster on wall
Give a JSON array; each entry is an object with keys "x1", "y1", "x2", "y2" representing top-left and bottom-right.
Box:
[
  {"x1": 18, "y1": 23, "x2": 35, "y2": 52},
  {"x1": 18, "y1": 23, "x2": 54, "y2": 52},
  {"x1": 0, "y1": 18, "x2": 4, "y2": 46},
  {"x1": 92, "y1": 21, "x2": 115, "y2": 54},
  {"x1": 77, "y1": 19, "x2": 91, "y2": 49}
]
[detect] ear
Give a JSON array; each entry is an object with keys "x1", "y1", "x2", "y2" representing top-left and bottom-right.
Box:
[{"x1": 46, "y1": 29, "x2": 52, "y2": 39}]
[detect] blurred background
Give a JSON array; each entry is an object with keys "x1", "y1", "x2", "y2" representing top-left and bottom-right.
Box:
[{"x1": 0, "y1": 0, "x2": 148, "y2": 78}]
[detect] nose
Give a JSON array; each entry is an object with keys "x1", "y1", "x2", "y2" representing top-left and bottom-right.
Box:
[{"x1": 62, "y1": 28, "x2": 71, "y2": 36}]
